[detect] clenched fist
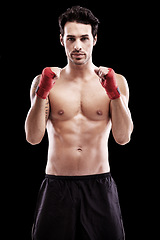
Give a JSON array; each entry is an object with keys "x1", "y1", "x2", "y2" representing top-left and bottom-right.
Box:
[
  {"x1": 95, "y1": 67, "x2": 120, "y2": 100},
  {"x1": 36, "y1": 67, "x2": 61, "y2": 99}
]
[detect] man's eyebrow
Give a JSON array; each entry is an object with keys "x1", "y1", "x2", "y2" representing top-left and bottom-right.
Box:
[
  {"x1": 66, "y1": 35, "x2": 75, "y2": 38},
  {"x1": 66, "y1": 34, "x2": 89, "y2": 38},
  {"x1": 81, "y1": 34, "x2": 89, "y2": 37}
]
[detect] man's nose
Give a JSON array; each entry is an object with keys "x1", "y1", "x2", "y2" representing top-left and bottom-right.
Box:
[{"x1": 74, "y1": 40, "x2": 82, "y2": 51}]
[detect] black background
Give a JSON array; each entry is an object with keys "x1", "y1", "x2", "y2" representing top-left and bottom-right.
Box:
[{"x1": 1, "y1": 0, "x2": 154, "y2": 239}]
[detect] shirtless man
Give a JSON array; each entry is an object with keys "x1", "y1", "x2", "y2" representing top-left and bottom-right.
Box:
[{"x1": 25, "y1": 6, "x2": 133, "y2": 240}]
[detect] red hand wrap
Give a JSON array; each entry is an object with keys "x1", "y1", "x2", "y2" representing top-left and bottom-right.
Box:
[
  {"x1": 36, "y1": 67, "x2": 56, "y2": 99},
  {"x1": 102, "y1": 68, "x2": 120, "y2": 100}
]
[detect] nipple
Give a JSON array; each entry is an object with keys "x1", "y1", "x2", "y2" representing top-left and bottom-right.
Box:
[
  {"x1": 58, "y1": 110, "x2": 64, "y2": 115},
  {"x1": 97, "y1": 110, "x2": 103, "y2": 115}
]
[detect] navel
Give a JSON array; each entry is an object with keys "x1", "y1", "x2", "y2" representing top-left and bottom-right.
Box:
[
  {"x1": 96, "y1": 110, "x2": 103, "y2": 115},
  {"x1": 58, "y1": 110, "x2": 64, "y2": 115},
  {"x1": 77, "y1": 148, "x2": 82, "y2": 152}
]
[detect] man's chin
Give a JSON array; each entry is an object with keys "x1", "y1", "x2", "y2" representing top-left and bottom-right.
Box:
[
  {"x1": 73, "y1": 61, "x2": 85, "y2": 65},
  {"x1": 71, "y1": 58, "x2": 88, "y2": 65}
]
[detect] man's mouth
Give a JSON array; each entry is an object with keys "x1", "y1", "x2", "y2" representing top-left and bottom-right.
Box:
[
  {"x1": 71, "y1": 53, "x2": 85, "y2": 59},
  {"x1": 72, "y1": 53, "x2": 84, "y2": 56},
  {"x1": 72, "y1": 51, "x2": 85, "y2": 55}
]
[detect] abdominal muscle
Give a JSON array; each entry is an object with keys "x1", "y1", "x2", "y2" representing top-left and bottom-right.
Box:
[{"x1": 45, "y1": 116, "x2": 111, "y2": 176}]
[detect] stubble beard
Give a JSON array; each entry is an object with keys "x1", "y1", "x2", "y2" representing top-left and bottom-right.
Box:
[{"x1": 69, "y1": 53, "x2": 92, "y2": 66}]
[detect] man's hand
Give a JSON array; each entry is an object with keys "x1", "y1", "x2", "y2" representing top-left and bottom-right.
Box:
[
  {"x1": 36, "y1": 67, "x2": 61, "y2": 99},
  {"x1": 94, "y1": 66, "x2": 109, "y2": 80},
  {"x1": 50, "y1": 67, "x2": 61, "y2": 79},
  {"x1": 94, "y1": 66, "x2": 120, "y2": 100}
]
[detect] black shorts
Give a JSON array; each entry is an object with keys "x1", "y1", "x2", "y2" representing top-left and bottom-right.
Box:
[{"x1": 32, "y1": 173, "x2": 125, "y2": 240}]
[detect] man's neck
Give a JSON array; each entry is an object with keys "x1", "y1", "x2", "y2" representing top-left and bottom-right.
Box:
[{"x1": 65, "y1": 59, "x2": 96, "y2": 79}]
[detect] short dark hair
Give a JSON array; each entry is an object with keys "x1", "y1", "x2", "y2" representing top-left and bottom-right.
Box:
[{"x1": 59, "y1": 6, "x2": 100, "y2": 38}]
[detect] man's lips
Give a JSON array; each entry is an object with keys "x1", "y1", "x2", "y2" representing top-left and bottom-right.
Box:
[
  {"x1": 71, "y1": 53, "x2": 85, "y2": 58},
  {"x1": 72, "y1": 53, "x2": 84, "y2": 56},
  {"x1": 71, "y1": 52, "x2": 85, "y2": 56}
]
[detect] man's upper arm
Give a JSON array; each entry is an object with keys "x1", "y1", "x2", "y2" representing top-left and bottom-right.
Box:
[{"x1": 29, "y1": 75, "x2": 50, "y2": 122}]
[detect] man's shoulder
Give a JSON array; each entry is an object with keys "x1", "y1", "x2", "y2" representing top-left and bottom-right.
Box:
[
  {"x1": 115, "y1": 72, "x2": 127, "y2": 82},
  {"x1": 32, "y1": 74, "x2": 41, "y2": 84},
  {"x1": 115, "y1": 72, "x2": 129, "y2": 101},
  {"x1": 30, "y1": 75, "x2": 41, "y2": 102},
  {"x1": 31, "y1": 74, "x2": 41, "y2": 91},
  {"x1": 115, "y1": 72, "x2": 128, "y2": 88}
]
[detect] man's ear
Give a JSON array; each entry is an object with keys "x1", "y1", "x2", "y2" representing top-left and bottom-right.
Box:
[
  {"x1": 60, "y1": 34, "x2": 64, "y2": 46},
  {"x1": 93, "y1": 35, "x2": 97, "y2": 46}
]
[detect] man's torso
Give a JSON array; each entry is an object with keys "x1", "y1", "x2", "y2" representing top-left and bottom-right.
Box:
[{"x1": 46, "y1": 68, "x2": 111, "y2": 175}]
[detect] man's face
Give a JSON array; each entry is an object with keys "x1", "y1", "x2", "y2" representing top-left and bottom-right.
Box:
[{"x1": 60, "y1": 22, "x2": 97, "y2": 65}]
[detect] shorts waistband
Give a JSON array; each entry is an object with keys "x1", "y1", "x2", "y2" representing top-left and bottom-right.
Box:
[{"x1": 45, "y1": 172, "x2": 111, "y2": 181}]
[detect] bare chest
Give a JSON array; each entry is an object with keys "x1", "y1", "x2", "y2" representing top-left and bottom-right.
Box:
[{"x1": 49, "y1": 79, "x2": 110, "y2": 121}]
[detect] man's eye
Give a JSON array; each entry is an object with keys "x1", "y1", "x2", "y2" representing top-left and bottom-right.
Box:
[
  {"x1": 67, "y1": 38, "x2": 75, "y2": 41},
  {"x1": 81, "y1": 37, "x2": 89, "y2": 41}
]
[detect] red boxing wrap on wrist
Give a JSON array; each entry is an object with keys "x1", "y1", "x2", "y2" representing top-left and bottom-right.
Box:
[
  {"x1": 36, "y1": 67, "x2": 56, "y2": 99},
  {"x1": 103, "y1": 68, "x2": 120, "y2": 100}
]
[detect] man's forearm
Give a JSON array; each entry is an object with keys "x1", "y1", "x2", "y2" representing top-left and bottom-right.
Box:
[
  {"x1": 110, "y1": 97, "x2": 133, "y2": 145},
  {"x1": 25, "y1": 96, "x2": 46, "y2": 145}
]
